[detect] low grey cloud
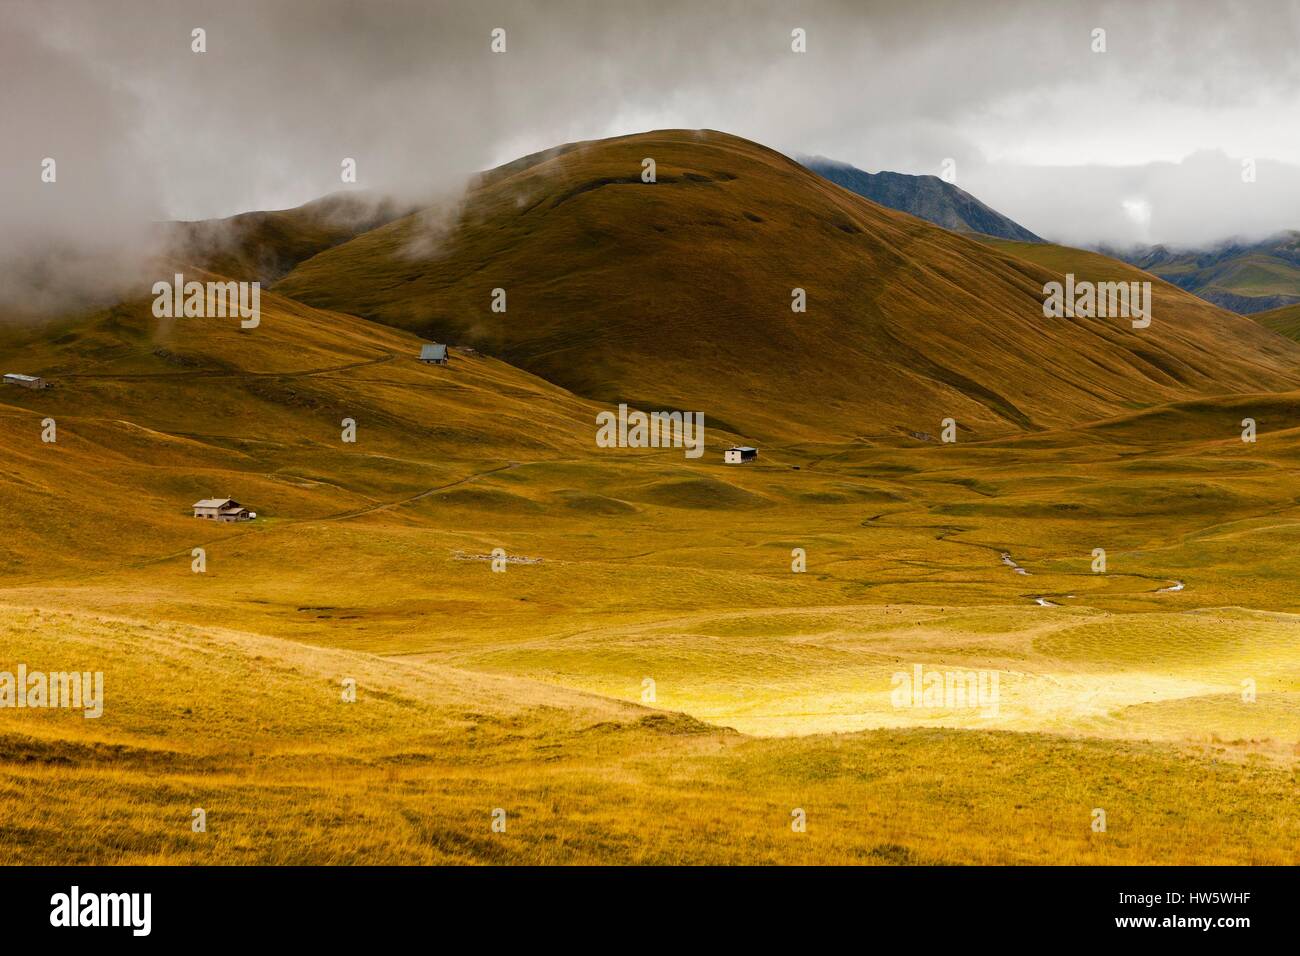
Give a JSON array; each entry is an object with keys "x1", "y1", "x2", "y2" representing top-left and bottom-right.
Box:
[
  {"x1": 3, "y1": 0, "x2": 1298, "y2": 314},
  {"x1": 963, "y1": 152, "x2": 1300, "y2": 250}
]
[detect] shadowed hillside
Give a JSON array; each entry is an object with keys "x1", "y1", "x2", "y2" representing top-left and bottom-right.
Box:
[{"x1": 275, "y1": 130, "x2": 1300, "y2": 443}]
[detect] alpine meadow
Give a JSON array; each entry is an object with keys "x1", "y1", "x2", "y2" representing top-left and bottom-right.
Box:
[{"x1": 2, "y1": 0, "x2": 1299, "y2": 894}]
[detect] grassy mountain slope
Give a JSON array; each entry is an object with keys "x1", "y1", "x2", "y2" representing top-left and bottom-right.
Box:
[
  {"x1": 986, "y1": 237, "x2": 1300, "y2": 351},
  {"x1": 802, "y1": 156, "x2": 1043, "y2": 242},
  {"x1": 1253, "y1": 301, "x2": 1300, "y2": 341},
  {"x1": 0, "y1": 270, "x2": 606, "y2": 577},
  {"x1": 275, "y1": 130, "x2": 1300, "y2": 443}
]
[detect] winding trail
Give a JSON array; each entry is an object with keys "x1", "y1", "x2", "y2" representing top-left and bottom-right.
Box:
[{"x1": 59, "y1": 353, "x2": 397, "y2": 381}]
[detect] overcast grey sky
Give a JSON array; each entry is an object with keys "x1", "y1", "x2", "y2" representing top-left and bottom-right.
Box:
[{"x1": 3, "y1": 0, "x2": 1299, "y2": 311}]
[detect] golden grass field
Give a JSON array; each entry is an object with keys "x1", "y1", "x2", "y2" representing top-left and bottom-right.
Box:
[{"x1": 1, "y1": 131, "x2": 1298, "y2": 865}]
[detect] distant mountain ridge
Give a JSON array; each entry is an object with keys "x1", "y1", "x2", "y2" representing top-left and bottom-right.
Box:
[
  {"x1": 802, "y1": 157, "x2": 1043, "y2": 243},
  {"x1": 1104, "y1": 232, "x2": 1300, "y2": 315}
]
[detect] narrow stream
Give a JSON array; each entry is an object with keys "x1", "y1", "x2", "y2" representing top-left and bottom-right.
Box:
[{"x1": 1000, "y1": 552, "x2": 1030, "y2": 575}]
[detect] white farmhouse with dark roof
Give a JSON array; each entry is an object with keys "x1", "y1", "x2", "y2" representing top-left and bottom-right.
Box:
[
  {"x1": 724, "y1": 446, "x2": 757, "y2": 464},
  {"x1": 192, "y1": 498, "x2": 254, "y2": 522}
]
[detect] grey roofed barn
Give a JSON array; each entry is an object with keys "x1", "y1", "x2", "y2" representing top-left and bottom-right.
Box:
[
  {"x1": 192, "y1": 498, "x2": 253, "y2": 521},
  {"x1": 419, "y1": 343, "x2": 449, "y2": 363},
  {"x1": 4, "y1": 373, "x2": 46, "y2": 389}
]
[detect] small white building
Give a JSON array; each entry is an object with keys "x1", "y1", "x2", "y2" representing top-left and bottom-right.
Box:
[
  {"x1": 192, "y1": 498, "x2": 255, "y2": 522},
  {"x1": 419, "y1": 344, "x2": 449, "y2": 364},
  {"x1": 4, "y1": 373, "x2": 46, "y2": 390},
  {"x1": 724, "y1": 446, "x2": 758, "y2": 464}
]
